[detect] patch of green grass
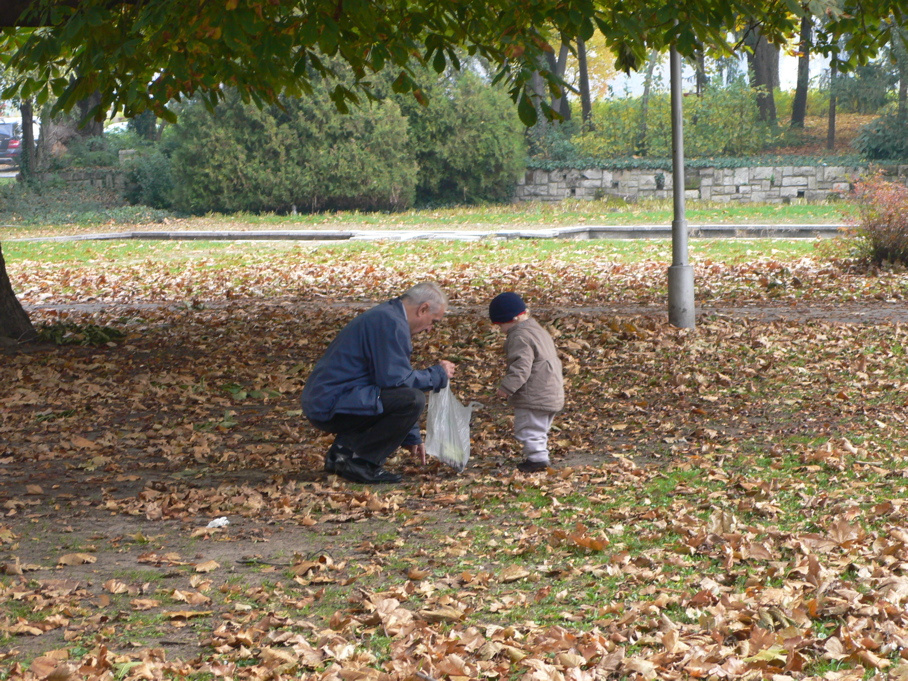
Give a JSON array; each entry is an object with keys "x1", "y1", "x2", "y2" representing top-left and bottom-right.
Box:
[{"x1": 2, "y1": 235, "x2": 833, "y2": 269}]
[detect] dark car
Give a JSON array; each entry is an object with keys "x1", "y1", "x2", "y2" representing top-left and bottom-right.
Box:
[{"x1": 0, "y1": 122, "x2": 22, "y2": 165}]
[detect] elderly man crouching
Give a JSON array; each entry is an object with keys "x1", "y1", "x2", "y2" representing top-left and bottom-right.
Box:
[{"x1": 301, "y1": 282, "x2": 457, "y2": 484}]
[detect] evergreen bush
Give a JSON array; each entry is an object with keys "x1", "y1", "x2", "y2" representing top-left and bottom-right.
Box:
[
  {"x1": 169, "y1": 88, "x2": 417, "y2": 214},
  {"x1": 123, "y1": 148, "x2": 174, "y2": 209},
  {"x1": 399, "y1": 69, "x2": 526, "y2": 205},
  {"x1": 854, "y1": 114, "x2": 908, "y2": 160}
]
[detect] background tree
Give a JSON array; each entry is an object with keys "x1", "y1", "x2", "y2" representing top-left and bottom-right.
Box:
[
  {"x1": 576, "y1": 38, "x2": 593, "y2": 127},
  {"x1": 790, "y1": 15, "x2": 813, "y2": 128},
  {"x1": 743, "y1": 23, "x2": 780, "y2": 124}
]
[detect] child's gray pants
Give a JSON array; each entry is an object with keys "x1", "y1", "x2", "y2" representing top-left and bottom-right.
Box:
[{"x1": 513, "y1": 407, "x2": 556, "y2": 463}]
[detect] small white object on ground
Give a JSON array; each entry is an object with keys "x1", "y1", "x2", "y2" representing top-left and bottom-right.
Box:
[{"x1": 206, "y1": 517, "x2": 230, "y2": 528}]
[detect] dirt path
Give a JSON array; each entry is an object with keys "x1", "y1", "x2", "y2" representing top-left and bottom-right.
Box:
[{"x1": 22, "y1": 298, "x2": 908, "y2": 325}]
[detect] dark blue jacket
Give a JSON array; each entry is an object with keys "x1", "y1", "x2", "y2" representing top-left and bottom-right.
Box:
[{"x1": 301, "y1": 298, "x2": 448, "y2": 444}]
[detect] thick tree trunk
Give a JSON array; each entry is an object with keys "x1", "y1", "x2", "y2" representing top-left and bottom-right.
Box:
[
  {"x1": 790, "y1": 16, "x2": 812, "y2": 128},
  {"x1": 76, "y1": 91, "x2": 105, "y2": 136},
  {"x1": 745, "y1": 26, "x2": 778, "y2": 124},
  {"x1": 0, "y1": 243, "x2": 37, "y2": 343},
  {"x1": 577, "y1": 38, "x2": 593, "y2": 129}
]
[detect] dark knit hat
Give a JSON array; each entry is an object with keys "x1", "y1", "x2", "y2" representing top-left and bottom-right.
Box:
[{"x1": 489, "y1": 292, "x2": 527, "y2": 323}]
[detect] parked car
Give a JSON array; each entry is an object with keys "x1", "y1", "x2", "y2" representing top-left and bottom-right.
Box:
[{"x1": 0, "y1": 121, "x2": 22, "y2": 165}]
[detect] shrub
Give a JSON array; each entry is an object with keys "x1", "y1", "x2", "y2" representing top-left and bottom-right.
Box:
[
  {"x1": 853, "y1": 114, "x2": 908, "y2": 160},
  {"x1": 123, "y1": 148, "x2": 174, "y2": 209},
  {"x1": 399, "y1": 69, "x2": 527, "y2": 205},
  {"x1": 169, "y1": 88, "x2": 417, "y2": 214},
  {"x1": 572, "y1": 81, "x2": 783, "y2": 159},
  {"x1": 45, "y1": 135, "x2": 118, "y2": 169},
  {"x1": 525, "y1": 119, "x2": 583, "y2": 162},
  {"x1": 850, "y1": 173, "x2": 908, "y2": 265},
  {"x1": 572, "y1": 98, "x2": 640, "y2": 157},
  {"x1": 828, "y1": 64, "x2": 895, "y2": 115}
]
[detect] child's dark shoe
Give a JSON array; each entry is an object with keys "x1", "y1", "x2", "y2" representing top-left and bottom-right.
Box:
[{"x1": 517, "y1": 460, "x2": 549, "y2": 473}]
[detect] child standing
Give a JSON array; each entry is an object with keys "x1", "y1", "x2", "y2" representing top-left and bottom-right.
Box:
[{"x1": 489, "y1": 292, "x2": 565, "y2": 472}]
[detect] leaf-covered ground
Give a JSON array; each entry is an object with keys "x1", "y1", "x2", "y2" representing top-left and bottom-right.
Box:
[{"x1": 2, "y1": 240, "x2": 908, "y2": 681}]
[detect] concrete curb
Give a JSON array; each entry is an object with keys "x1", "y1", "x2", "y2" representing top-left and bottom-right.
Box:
[{"x1": 9, "y1": 224, "x2": 847, "y2": 243}]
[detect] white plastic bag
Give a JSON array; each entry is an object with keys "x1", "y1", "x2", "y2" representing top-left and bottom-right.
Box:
[{"x1": 425, "y1": 385, "x2": 480, "y2": 472}]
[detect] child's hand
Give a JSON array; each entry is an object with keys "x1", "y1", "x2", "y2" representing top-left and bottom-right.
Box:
[{"x1": 496, "y1": 388, "x2": 508, "y2": 399}]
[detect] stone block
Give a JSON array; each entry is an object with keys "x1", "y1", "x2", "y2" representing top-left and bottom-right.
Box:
[
  {"x1": 782, "y1": 175, "x2": 808, "y2": 186},
  {"x1": 733, "y1": 167, "x2": 751, "y2": 184},
  {"x1": 523, "y1": 184, "x2": 550, "y2": 197},
  {"x1": 752, "y1": 167, "x2": 773, "y2": 180}
]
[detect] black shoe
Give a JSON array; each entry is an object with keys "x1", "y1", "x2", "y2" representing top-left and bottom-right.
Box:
[
  {"x1": 324, "y1": 443, "x2": 353, "y2": 474},
  {"x1": 517, "y1": 460, "x2": 549, "y2": 473},
  {"x1": 335, "y1": 457, "x2": 402, "y2": 484}
]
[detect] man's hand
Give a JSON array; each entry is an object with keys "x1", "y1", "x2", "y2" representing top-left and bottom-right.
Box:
[
  {"x1": 439, "y1": 360, "x2": 456, "y2": 378},
  {"x1": 406, "y1": 443, "x2": 427, "y2": 465},
  {"x1": 496, "y1": 388, "x2": 508, "y2": 399}
]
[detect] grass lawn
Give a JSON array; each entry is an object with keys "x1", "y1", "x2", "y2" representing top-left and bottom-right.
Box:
[{"x1": 0, "y1": 190, "x2": 856, "y2": 240}]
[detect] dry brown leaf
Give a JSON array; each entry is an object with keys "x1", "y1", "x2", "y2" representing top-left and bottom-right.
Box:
[
  {"x1": 57, "y1": 553, "x2": 96, "y2": 566},
  {"x1": 194, "y1": 560, "x2": 220, "y2": 573},
  {"x1": 131, "y1": 599, "x2": 161, "y2": 611},
  {"x1": 499, "y1": 565, "x2": 531, "y2": 583},
  {"x1": 419, "y1": 606, "x2": 465, "y2": 623}
]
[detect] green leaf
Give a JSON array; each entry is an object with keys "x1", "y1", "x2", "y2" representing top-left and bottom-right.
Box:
[
  {"x1": 432, "y1": 49, "x2": 446, "y2": 73},
  {"x1": 517, "y1": 92, "x2": 537, "y2": 126}
]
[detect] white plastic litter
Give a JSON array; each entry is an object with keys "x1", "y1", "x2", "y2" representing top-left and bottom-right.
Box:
[
  {"x1": 424, "y1": 385, "x2": 481, "y2": 472},
  {"x1": 206, "y1": 517, "x2": 230, "y2": 528}
]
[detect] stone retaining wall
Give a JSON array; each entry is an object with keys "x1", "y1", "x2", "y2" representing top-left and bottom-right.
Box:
[
  {"x1": 33, "y1": 168, "x2": 126, "y2": 191},
  {"x1": 515, "y1": 164, "x2": 901, "y2": 203}
]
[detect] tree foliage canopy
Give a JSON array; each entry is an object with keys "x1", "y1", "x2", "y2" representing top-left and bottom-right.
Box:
[{"x1": 0, "y1": 0, "x2": 903, "y2": 125}]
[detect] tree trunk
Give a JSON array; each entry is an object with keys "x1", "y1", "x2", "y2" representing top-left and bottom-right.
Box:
[
  {"x1": 0, "y1": 243, "x2": 37, "y2": 343},
  {"x1": 76, "y1": 90, "x2": 104, "y2": 137},
  {"x1": 547, "y1": 42, "x2": 572, "y2": 121},
  {"x1": 895, "y1": 27, "x2": 908, "y2": 122},
  {"x1": 637, "y1": 50, "x2": 660, "y2": 155},
  {"x1": 577, "y1": 38, "x2": 593, "y2": 129},
  {"x1": 694, "y1": 52, "x2": 709, "y2": 95},
  {"x1": 790, "y1": 16, "x2": 812, "y2": 128},
  {"x1": 19, "y1": 99, "x2": 36, "y2": 177},
  {"x1": 827, "y1": 58, "x2": 838, "y2": 151},
  {"x1": 900, "y1": 75, "x2": 907, "y2": 122},
  {"x1": 745, "y1": 25, "x2": 778, "y2": 124}
]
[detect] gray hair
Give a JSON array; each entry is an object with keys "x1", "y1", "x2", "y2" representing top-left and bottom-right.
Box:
[{"x1": 401, "y1": 281, "x2": 448, "y2": 311}]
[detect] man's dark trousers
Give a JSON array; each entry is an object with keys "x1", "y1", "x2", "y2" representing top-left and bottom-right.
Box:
[{"x1": 308, "y1": 387, "x2": 426, "y2": 466}]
